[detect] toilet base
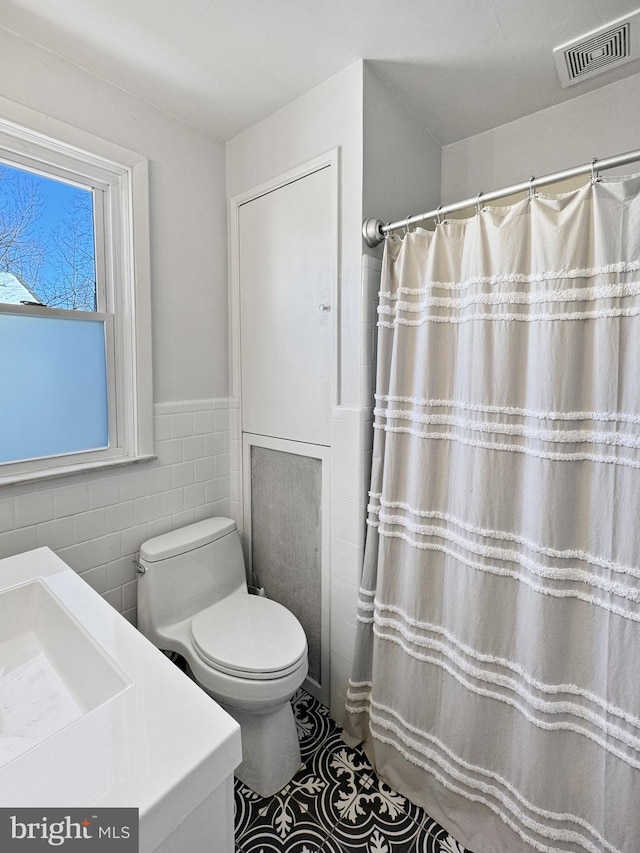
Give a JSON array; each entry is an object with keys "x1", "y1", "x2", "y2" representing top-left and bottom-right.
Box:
[{"x1": 223, "y1": 699, "x2": 302, "y2": 797}]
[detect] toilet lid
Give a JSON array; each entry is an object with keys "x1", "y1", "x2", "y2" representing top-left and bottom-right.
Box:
[{"x1": 190, "y1": 595, "x2": 307, "y2": 680}]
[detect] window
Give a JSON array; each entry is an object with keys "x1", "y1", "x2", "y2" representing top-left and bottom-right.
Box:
[{"x1": 0, "y1": 116, "x2": 153, "y2": 484}]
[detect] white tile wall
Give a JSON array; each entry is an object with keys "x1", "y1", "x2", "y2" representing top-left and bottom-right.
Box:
[
  {"x1": 228, "y1": 401, "x2": 242, "y2": 526},
  {"x1": 0, "y1": 398, "x2": 232, "y2": 625},
  {"x1": 329, "y1": 405, "x2": 370, "y2": 726},
  {"x1": 361, "y1": 253, "x2": 381, "y2": 409},
  {"x1": 328, "y1": 254, "x2": 381, "y2": 726}
]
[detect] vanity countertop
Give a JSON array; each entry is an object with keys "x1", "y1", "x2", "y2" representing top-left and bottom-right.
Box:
[{"x1": 0, "y1": 546, "x2": 242, "y2": 851}]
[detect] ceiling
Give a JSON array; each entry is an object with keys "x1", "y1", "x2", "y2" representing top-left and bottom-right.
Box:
[{"x1": 1, "y1": 0, "x2": 639, "y2": 144}]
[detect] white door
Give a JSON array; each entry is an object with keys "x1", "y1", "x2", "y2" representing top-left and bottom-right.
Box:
[{"x1": 238, "y1": 165, "x2": 333, "y2": 446}]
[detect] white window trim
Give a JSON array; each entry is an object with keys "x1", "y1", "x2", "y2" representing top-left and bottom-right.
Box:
[{"x1": 0, "y1": 115, "x2": 154, "y2": 486}]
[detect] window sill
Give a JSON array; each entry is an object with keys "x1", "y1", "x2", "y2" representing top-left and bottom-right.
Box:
[{"x1": 0, "y1": 454, "x2": 157, "y2": 488}]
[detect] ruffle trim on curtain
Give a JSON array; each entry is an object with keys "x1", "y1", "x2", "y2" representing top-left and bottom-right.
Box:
[{"x1": 343, "y1": 175, "x2": 640, "y2": 853}]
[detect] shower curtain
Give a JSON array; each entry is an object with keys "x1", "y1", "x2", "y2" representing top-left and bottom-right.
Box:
[{"x1": 343, "y1": 175, "x2": 640, "y2": 853}]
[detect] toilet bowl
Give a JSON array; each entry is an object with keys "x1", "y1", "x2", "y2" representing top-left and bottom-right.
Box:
[{"x1": 137, "y1": 517, "x2": 308, "y2": 797}]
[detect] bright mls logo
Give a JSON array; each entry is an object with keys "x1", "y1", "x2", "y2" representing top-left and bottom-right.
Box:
[{"x1": 0, "y1": 809, "x2": 138, "y2": 850}]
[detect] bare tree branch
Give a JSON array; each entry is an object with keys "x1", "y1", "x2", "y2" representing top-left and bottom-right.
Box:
[{"x1": 0, "y1": 164, "x2": 96, "y2": 310}]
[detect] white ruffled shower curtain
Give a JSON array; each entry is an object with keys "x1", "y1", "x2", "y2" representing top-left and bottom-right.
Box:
[{"x1": 343, "y1": 175, "x2": 640, "y2": 853}]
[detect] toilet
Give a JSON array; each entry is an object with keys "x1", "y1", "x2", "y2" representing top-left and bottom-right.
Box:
[{"x1": 137, "y1": 516, "x2": 308, "y2": 797}]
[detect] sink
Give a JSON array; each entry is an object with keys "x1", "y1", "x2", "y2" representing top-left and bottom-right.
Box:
[
  {"x1": 0, "y1": 548, "x2": 242, "y2": 853},
  {"x1": 0, "y1": 579, "x2": 129, "y2": 767}
]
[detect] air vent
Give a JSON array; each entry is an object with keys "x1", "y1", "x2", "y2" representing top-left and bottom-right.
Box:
[{"x1": 554, "y1": 10, "x2": 640, "y2": 87}]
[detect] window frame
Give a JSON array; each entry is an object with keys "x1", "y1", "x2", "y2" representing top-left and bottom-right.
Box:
[{"x1": 0, "y1": 116, "x2": 154, "y2": 485}]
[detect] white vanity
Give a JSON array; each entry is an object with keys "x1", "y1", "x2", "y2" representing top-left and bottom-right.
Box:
[{"x1": 0, "y1": 547, "x2": 242, "y2": 853}]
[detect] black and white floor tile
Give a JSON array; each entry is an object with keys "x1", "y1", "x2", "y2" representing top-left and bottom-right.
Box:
[{"x1": 234, "y1": 689, "x2": 473, "y2": 853}]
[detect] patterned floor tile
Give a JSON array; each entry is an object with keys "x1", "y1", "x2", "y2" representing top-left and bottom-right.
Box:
[
  {"x1": 278, "y1": 736, "x2": 372, "y2": 838},
  {"x1": 235, "y1": 770, "x2": 332, "y2": 853},
  {"x1": 325, "y1": 773, "x2": 425, "y2": 853},
  {"x1": 321, "y1": 825, "x2": 423, "y2": 853},
  {"x1": 414, "y1": 818, "x2": 471, "y2": 853},
  {"x1": 234, "y1": 776, "x2": 273, "y2": 839},
  {"x1": 292, "y1": 688, "x2": 336, "y2": 761},
  {"x1": 236, "y1": 820, "x2": 329, "y2": 853},
  {"x1": 234, "y1": 690, "x2": 472, "y2": 853}
]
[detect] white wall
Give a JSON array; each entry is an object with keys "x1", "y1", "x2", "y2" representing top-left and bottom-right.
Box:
[
  {"x1": 227, "y1": 61, "x2": 441, "y2": 723},
  {"x1": 0, "y1": 26, "x2": 228, "y2": 403},
  {"x1": 227, "y1": 61, "x2": 364, "y2": 409},
  {"x1": 442, "y1": 72, "x2": 640, "y2": 203},
  {"x1": 363, "y1": 63, "x2": 442, "y2": 246},
  {"x1": 227, "y1": 62, "x2": 365, "y2": 720},
  {"x1": 0, "y1": 27, "x2": 231, "y2": 620},
  {"x1": 361, "y1": 61, "x2": 443, "y2": 406}
]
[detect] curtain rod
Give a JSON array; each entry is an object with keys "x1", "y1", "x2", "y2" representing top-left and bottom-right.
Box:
[{"x1": 362, "y1": 148, "x2": 640, "y2": 247}]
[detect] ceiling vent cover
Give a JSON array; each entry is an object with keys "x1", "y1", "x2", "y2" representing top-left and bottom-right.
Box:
[{"x1": 554, "y1": 10, "x2": 640, "y2": 87}]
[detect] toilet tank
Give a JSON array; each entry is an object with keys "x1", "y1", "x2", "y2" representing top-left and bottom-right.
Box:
[{"x1": 137, "y1": 517, "x2": 247, "y2": 640}]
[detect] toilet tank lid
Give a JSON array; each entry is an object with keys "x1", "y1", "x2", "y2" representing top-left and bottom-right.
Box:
[{"x1": 140, "y1": 517, "x2": 237, "y2": 563}]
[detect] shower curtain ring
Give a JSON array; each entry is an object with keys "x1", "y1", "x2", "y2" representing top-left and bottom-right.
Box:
[
  {"x1": 590, "y1": 157, "x2": 601, "y2": 184},
  {"x1": 528, "y1": 176, "x2": 536, "y2": 201},
  {"x1": 403, "y1": 215, "x2": 413, "y2": 235},
  {"x1": 475, "y1": 192, "x2": 484, "y2": 215},
  {"x1": 435, "y1": 205, "x2": 443, "y2": 227}
]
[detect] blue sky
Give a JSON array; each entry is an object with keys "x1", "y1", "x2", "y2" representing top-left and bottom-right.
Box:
[
  {"x1": 1, "y1": 161, "x2": 96, "y2": 307},
  {"x1": 37, "y1": 171, "x2": 89, "y2": 230},
  {"x1": 34, "y1": 171, "x2": 94, "y2": 292}
]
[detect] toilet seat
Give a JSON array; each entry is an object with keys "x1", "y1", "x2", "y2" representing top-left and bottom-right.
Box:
[{"x1": 191, "y1": 595, "x2": 307, "y2": 681}]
